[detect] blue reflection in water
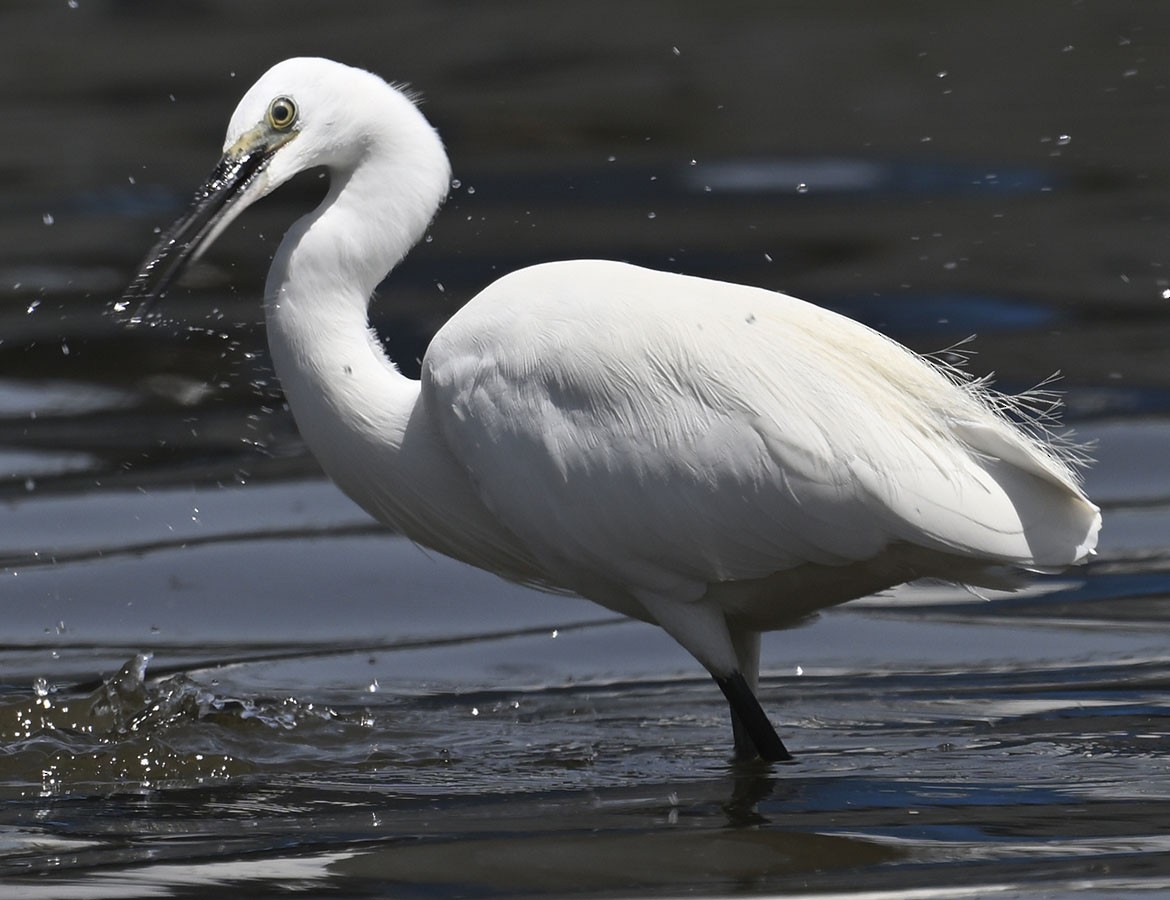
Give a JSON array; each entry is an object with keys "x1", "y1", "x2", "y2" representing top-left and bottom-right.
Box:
[
  {"x1": 687, "y1": 158, "x2": 1058, "y2": 197},
  {"x1": 830, "y1": 293, "x2": 1058, "y2": 335}
]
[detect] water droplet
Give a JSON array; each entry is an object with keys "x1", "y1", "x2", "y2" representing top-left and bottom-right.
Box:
[
  {"x1": 936, "y1": 70, "x2": 948, "y2": 78},
  {"x1": 466, "y1": 185, "x2": 476, "y2": 195},
  {"x1": 795, "y1": 665, "x2": 804, "y2": 676},
  {"x1": 470, "y1": 707, "x2": 479, "y2": 717},
  {"x1": 550, "y1": 629, "x2": 559, "y2": 638},
  {"x1": 647, "y1": 211, "x2": 657, "y2": 219},
  {"x1": 367, "y1": 679, "x2": 379, "y2": 693},
  {"x1": 450, "y1": 178, "x2": 462, "y2": 189},
  {"x1": 41, "y1": 213, "x2": 54, "y2": 226},
  {"x1": 26, "y1": 299, "x2": 40, "y2": 315},
  {"x1": 671, "y1": 46, "x2": 681, "y2": 56},
  {"x1": 1160, "y1": 288, "x2": 1169, "y2": 300},
  {"x1": 1057, "y1": 134, "x2": 1071, "y2": 146},
  {"x1": 33, "y1": 677, "x2": 50, "y2": 698},
  {"x1": 607, "y1": 155, "x2": 616, "y2": 163},
  {"x1": 795, "y1": 183, "x2": 808, "y2": 194},
  {"x1": 66, "y1": 0, "x2": 78, "y2": 8},
  {"x1": 60, "y1": 341, "x2": 69, "y2": 356}
]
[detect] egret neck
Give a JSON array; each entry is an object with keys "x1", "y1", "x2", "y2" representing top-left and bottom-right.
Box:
[{"x1": 262, "y1": 121, "x2": 539, "y2": 581}]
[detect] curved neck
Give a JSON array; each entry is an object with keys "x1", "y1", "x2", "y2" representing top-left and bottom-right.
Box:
[
  {"x1": 261, "y1": 134, "x2": 446, "y2": 503},
  {"x1": 263, "y1": 110, "x2": 447, "y2": 399},
  {"x1": 259, "y1": 140, "x2": 545, "y2": 584},
  {"x1": 267, "y1": 124, "x2": 447, "y2": 324}
]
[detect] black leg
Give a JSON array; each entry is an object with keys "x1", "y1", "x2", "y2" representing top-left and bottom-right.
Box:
[{"x1": 715, "y1": 671, "x2": 793, "y2": 762}]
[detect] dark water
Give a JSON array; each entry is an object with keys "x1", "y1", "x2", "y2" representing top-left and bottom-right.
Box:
[{"x1": 3, "y1": 2, "x2": 1170, "y2": 897}]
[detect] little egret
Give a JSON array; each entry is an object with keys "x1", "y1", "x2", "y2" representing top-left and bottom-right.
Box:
[{"x1": 122, "y1": 58, "x2": 1100, "y2": 762}]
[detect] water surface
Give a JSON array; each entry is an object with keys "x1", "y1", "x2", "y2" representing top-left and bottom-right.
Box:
[{"x1": 2, "y1": 2, "x2": 1170, "y2": 897}]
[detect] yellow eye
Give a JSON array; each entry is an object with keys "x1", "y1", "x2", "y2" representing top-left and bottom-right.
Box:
[{"x1": 267, "y1": 96, "x2": 297, "y2": 131}]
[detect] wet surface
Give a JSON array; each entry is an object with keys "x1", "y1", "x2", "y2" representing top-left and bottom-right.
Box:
[{"x1": 2, "y1": 2, "x2": 1170, "y2": 897}]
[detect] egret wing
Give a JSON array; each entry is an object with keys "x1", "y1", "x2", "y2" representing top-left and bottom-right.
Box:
[{"x1": 423, "y1": 261, "x2": 1097, "y2": 601}]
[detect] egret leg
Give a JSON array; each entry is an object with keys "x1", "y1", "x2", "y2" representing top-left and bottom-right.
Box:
[
  {"x1": 730, "y1": 629, "x2": 762, "y2": 694},
  {"x1": 715, "y1": 671, "x2": 792, "y2": 762},
  {"x1": 725, "y1": 629, "x2": 791, "y2": 761},
  {"x1": 635, "y1": 594, "x2": 792, "y2": 762},
  {"x1": 729, "y1": 704, "x2": 756, "y2": 757},
  {"x1": 728, "y1": 629, "x2": 759, "y2": 758}
]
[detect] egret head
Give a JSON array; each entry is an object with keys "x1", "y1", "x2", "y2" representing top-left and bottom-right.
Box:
[{"x1": 120, "y1": 57, "x2": 445, "y2": 323}]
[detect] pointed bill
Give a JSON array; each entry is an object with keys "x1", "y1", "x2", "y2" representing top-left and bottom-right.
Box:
[{"x1": 119, "y1": 124, "x2": 292, "y2": 324}]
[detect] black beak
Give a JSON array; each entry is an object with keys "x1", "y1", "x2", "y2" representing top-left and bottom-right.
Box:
[{"x1": 119, "y1": 144, "x2": 274, "y2": 324}]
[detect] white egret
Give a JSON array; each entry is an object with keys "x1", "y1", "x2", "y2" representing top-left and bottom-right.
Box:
[{"x1": 123, "y1": 57, "x2": 1101, "y2": 762}]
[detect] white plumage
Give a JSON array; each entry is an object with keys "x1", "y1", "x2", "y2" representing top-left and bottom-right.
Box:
[{"x1": 124, "y1": 57, "x2": 1101, "y2": 761}]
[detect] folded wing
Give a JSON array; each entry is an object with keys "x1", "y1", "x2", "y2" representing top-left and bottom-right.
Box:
[{"x1": 422, "y1": 260, "x2": 1100, "y2": 602}]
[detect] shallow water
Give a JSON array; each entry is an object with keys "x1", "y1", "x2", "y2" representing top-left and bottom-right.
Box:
[{"x1": 3, "y1": 2, "x2": 1170, "y2": 897}]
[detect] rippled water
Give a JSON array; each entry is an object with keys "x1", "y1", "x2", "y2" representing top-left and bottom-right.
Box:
[{"x1": 3, "y1": 2, "x2": 1170, "y2": 897}]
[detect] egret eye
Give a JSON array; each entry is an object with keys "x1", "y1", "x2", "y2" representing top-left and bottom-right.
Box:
[{"x1": 267, "y1": 96, "x2": 297, "y2": 131}]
